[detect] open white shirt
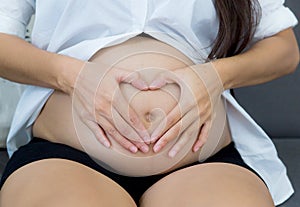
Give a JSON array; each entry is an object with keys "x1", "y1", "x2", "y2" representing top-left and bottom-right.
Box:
[{"x1": 0, "y1": 0, "x2": 297, "y2": 205}]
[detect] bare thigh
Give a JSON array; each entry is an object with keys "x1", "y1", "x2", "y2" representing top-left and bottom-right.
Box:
[
  {"x1": 139, "y1": 163, "x2": 274, "y2": 207},
  {"x1": 0, "y1": 159, "x2": 136, "y2": 207}
]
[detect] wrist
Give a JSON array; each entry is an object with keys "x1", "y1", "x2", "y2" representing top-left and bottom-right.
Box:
[
  {"x1": 191, "y1": 62, "x2": 224, "y2": 100},
  {"x1": 211, "y1": 58, "x2": 235, "y2": 90},
  {"x1": 51, "y1": 54, "x2": 85, "y2": 94}
]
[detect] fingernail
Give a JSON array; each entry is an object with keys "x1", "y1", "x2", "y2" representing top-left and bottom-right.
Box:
[
  {"x1": 144, "y1": 137, "x2": 151, "y2": 145},
  {"x1": 141, "y1": 86, "x2": 148, "y2": 90},
  {"x1": 143, "y1": 135, "x2": 151, "y2": 143},
  {"x1": 194, "y1": 144, "x2": 202, "y2": 152},
  {"x1": 130, "y1": 146, "x2": 138, "y2": 153},
  {"x1": 136, "y1": 81, "x2": 148, "y2": 90},
  {"x1": 140, "y1": 80, "x2": 149, "y2": 90},
  {"x1": 132, "y1": 80, "x2": 148, "y2": 90},
  {"x1": 168, "y1": 149, "x2": 177, "y2": 158},
  {"x1": 141, "y1": 145, "x2": 149, "y2": 153},
  {"x1": 153, "y1": 144, "x2": 161, "y2": 153},
  {"x1": 150, "y1": 135, "x2": 157, "y2": 143},
  {"x1": 149, "y1": 79, "x2": 162, "y2": 89},
  {"x1": 103, "y1": 141, "x2": 110, "y2": 148}
]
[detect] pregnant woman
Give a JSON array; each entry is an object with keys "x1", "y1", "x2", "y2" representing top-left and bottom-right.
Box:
[
  {"x1": 0, "y1": 0, "x2": 299, "y2": 207},
  {"x1": 33, "y1": 35, "x2": 231, "y2": 177}
]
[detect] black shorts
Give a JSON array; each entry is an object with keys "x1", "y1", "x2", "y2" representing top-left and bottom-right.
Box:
[{"x1": 0, "y1": 138, "x2": 263, "y2": 204}]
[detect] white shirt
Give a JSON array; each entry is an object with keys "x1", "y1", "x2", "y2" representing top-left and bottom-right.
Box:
[{"x1": 0, "y1": 0, "x2": 297, "y2": 205}]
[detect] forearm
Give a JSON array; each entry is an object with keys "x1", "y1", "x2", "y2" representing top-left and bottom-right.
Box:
[
  {"x1": 213, "y1": 28, "x2": 300, "y2": 90},
  {"x1": 0, "y1": 33, "x2": 84, "y2": 94}
]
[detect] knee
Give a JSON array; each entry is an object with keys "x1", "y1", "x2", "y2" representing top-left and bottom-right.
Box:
[
  {"x1": 1, "y1": 178, "x2": 135, "y2": 207},
  {"x1": 35, "y1": 190, "x2": 134, "y2": 207},
  {"x1": 140, "y1": 163, "x2": 275, "y2": 207},
  {"x1": 0, "y1": 159, "x2": 137, "y2": 207}
]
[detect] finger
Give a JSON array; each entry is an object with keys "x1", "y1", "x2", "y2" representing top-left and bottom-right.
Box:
[
  {"x1": 152, "y1": 120, "x2": 181, "y2": 153},
  {"x1": 150, "y1": 105, "x2": 181, "y2": 144},
  {"x1": 149, "y1": 70, "x2": 179, "y2": 90},
  {"x1": 168, "y1": 120, "x2": 200, "y2": 158},
  {"x1": 150, "y1": 77, "x2": 197, "y2": 142},
  {"x1": 116, "y1": 70, "x2": 149, "y2": 90},
  {"x1": 84, "y1": 120, "x2": 111, "y2": 148},
  {"x1": 93, "y1": 100, "x2": 140, "y2": 153},
  {"x1": 193, "y1": 120, "x2": 212, "y2": 152},
  {"x1": 111, "y1": 107, "x2": 150, "y2": 153},
  {"x1": 153, "y1": 109, "x2": 198, "y2": 153},
  {"x1": 150, "y1": 95, "x2": 193, "y2": 143},
  {"x1": 149, "y1": 77, "x2": 169, "y2": 90},
  {"x1": 94, "y1": 70, "x2": 150, "y2": 142},
  {"x1": 98, "y1": 116, "x2": 140, "y2": 153},
  {"x1": 112, "y1": 88, "x2": 151, "y2": 143}
]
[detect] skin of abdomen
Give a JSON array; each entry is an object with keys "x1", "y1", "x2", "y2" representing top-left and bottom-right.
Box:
[{"x1": 33, "y1": 36, "x2": 231, "y2": 176}]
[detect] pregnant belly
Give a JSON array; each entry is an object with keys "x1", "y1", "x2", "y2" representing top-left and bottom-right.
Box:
[{"x1": 33, "y1": 36, "x2": 232, "y2": 176}]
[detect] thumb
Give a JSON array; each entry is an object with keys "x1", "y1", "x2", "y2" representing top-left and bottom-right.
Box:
[
  {"x1": 116, "y1": 70, "x2": 149, "y2": 90},
  {"x1": 149, "y1": 70, "x2": 178, "y2": 90}
]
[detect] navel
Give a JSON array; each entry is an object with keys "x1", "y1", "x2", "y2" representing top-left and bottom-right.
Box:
[{"x1": 145, "y1": 112, "x2": 154, "y2": 122}]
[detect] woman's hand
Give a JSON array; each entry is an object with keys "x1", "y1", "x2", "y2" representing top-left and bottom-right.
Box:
[
  {"x1": 148, "y1": 62, "x2": 224, "y2": 157},
  {"x1": 71, "y1": 62, "x2": 151, "y2": 153}
]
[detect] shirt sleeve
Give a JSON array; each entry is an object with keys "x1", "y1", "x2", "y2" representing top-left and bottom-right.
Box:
[
  {"x1": 0, "y1": 0, "x2": 35, "y2": 39},
  {"x1": 254, "y1": 0, "x2": 298, "y2": 39}
]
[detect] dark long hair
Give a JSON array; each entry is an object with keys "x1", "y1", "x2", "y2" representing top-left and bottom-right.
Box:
[{"x1": 209, "y1": 0, "x2": 261, "y2": 59}]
